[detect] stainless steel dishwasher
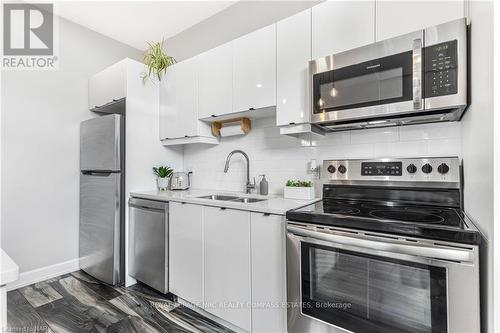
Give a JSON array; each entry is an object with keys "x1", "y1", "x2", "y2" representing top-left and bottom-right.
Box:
[{"x1": 128, "y1": 197, "x2": 168, "y2": 293}]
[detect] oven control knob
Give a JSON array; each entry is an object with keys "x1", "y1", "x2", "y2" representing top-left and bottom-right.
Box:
[
  {"x1": 327, "y1": 165, "x2": 336, "y2": 173},
  {"x1": 422, "y1": 163, "x2": 433, "y2": 174},
  {"x1": 338, "y1": 165, "x2": 347, "y2": 174},
  {"x1": 438, "y1": 163, "x2": 450, "y2": 174},
  {"x1": 406, "y1": 164, "x2": 417, "y2": 174}
]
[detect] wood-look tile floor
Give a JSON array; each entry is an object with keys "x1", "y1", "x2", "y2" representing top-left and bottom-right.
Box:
[{"x1": 7, "y1": 270, "x2": 234, "y2": 333}]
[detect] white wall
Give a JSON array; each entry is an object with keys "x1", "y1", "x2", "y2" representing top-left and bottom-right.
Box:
[
  {"x1": 0, "y1": 18, "x2": 143, "y2": 274},
  {"x1": 460, "y1": 1, "x2": 494, "y2": 331},
  {"x1": 184, "y1": 118, "x2": 462, "y2": 194}
]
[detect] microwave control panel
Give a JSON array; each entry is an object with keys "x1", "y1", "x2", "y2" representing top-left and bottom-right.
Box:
[{"x1": 424, "y1": 40, "x2": 458, "y2": 98}]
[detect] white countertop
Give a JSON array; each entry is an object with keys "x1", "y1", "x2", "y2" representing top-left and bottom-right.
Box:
[
  {"x1": 130, "y1": 189, "x2": 319, "y2": 215},
  {"x1": 0, "y1": 249, "x2": 19, "y2": 286}
]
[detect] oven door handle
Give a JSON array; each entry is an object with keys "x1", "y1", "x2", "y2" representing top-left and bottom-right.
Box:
[
  {"x1": 287, "y1": 226, "x2": 473, "y2": 263},
  {"x1": 412, "y1": 37, "x2": 423, "y2": 110}
]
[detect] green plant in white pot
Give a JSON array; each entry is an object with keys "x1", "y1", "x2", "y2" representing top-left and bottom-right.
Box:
[
  {"x1": 142, "y1": 40, "x2": 176, "y2": 82},
  {"x1": 153, "y1": 166, "x2": 173, "y2": 191},
  {"x1": 284, "y1": 180, "x2": 315, "y2": 200}
]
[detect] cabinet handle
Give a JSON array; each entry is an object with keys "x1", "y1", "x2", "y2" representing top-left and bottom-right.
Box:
[
  {"x1": 289, "y1": 122, "x2": 295, "y2": 125},
  {"x1": 220, "y1": 207, "x2": 226, "y2": 210},
  {"x1": 263, "y1": 213, "x2": 271, "y2": 216},
  {"x1": 211, "y1": 114, "x2": 216, "y2": 117},
  {"x1": 249, "y1": 107, "x2": 255, "y2": 111},
  {"x1": 181, "y1": 202, "x2": 186, "y2": 204}
]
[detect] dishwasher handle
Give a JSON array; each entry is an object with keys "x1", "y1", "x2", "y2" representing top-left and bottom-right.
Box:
[{"x1": 129, "y1": 198, "x2": 168, "y2": 212}]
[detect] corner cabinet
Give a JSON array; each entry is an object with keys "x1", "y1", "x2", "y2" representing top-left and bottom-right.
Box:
[
  {"x1": 233, "y1": 24, "x2": 276, "y2": 112},
  {"x1": 159, "y1": 57, "x2": 218, "y2": 146}
]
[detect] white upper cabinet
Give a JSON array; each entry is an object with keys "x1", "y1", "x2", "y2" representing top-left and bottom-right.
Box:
[
  {"x1": 233, "y1": 24, "x2": 276, "y2": 112},
  {"x1": 376, "y1": 1, "x2": 465, "y2": 41},
  {"x1": 198, "y1": 42, "x2": 233, "y2": 119},
  {"x1": 159, "y1": 57, "x2": 215, "y2": 144},
  {"x1": 276, "y1": 9, "x2": 311, "y2": 127},
  {"x1": 312, "y1": 1, "x2": 375, "y2": 59},
  {"x1": 88, "y1": 60, "x2": 126, "y2": 109}
]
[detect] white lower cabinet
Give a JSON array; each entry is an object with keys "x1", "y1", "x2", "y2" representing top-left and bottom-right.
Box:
[
  {"x1": 204, "y1": 207, "x2": 252, "y2": 331},
  {"x1": 169, "y1": 203, "x2": 286, "y2": 332},
  {"x1": 169, "y1": 202, "x2": 204, "y2": 307},
  {"x1": 250, "y1": 213, "x2": 287, "y2": 333}
]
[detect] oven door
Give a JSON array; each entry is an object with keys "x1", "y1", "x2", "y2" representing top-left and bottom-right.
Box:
[
  {"x1": 310, "y1": 30, "x2": 423, "y2": 125},
  {"x1": 286, "y1": 225, "x2": 480, "y2": 333}
]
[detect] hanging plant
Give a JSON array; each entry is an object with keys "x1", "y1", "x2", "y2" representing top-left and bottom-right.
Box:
[{"x1": 142, "y1": 40, "x2": 176, "y2": 82}]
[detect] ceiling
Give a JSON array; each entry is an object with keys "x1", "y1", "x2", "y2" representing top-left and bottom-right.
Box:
[{"x1": 56, "y1": 1, "x2": 237, "y2": 50}]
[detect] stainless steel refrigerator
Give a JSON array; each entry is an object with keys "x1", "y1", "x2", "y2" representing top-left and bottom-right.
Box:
[{"x1": 80, "y1": 113, "x2": 125, "y2": 285}]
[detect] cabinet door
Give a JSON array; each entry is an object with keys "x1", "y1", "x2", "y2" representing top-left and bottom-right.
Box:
[
  {"x1": 276, "y1": 9, "x2": 311, "y2": 127},
  {"x1": 89, "y1": 60, "x2": 126, "y2": 109},
  {"x1": 159, "y1": 64, "x2": 181, "y2": 139},
  {"x1": 198, "y1": 42, "x2": 233, "y2": 119},
  {"x1": 159, "y1": 58, "x2": 198, "y2": 139},
  {"x1": 169, "y1": 202, "x2": 203, "y2": 306},
  {"x1": 376, "y1": 1, "x2": 465, "y2": 41},
  {"x1": 204, "y1": 207, "x2": 251, "y2": 331},
  {"x1": 312, "y1": 1, "x2": 375, "y2": 59},
  {"x1": 251, "y1": 213, "x2": 287, "y2": 333},
  {"x1": 233, "y1": 24, "x2": 276, "y2": 112}
]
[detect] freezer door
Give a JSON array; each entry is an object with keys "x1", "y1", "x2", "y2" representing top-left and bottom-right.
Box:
[
  {"x1": 80, "y1": 172, "x2": 122, "y2": 285},
  {"x1": 80, "y1": 114, "x2": 121, "y2": 171}
]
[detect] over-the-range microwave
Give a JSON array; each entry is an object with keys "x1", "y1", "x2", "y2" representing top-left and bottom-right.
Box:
[{"x1": 310, "y1": 18, "x2": 468, "y2": 132}]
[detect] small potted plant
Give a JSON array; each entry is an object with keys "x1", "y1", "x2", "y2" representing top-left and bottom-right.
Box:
[
  {"x1": 284, "y1": 180, "x2": 315, "y2": 200},
  {"x1": 153, "y1": 166, "x2": 173, "y2": 191}
]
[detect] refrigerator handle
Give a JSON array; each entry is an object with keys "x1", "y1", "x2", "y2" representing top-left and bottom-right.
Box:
[{"x1": 81, "y1": 170, "x2": 115, "y2": 176}]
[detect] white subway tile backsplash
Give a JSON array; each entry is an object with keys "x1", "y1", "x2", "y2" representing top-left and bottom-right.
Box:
[
  {"x1": 184, "y1": 117, "x2": 462, "y2": 194},
  {"x1": 350, "y1": 127, "x2": 399, "y2": 144},
  {"x1": 399, "y1": 122, "x2": 461, "y2": 141}
]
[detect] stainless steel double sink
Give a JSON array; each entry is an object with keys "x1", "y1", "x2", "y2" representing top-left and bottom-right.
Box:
[{"x1": 197, "y1": 194, "x2": 266, "y2": 203}]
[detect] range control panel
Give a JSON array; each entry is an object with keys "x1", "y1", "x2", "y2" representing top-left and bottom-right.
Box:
[
  {"x1": 424, "y1": 40, "x2": 458, "y2": 98},
  {"x1": 323, "y1": 157, "x2": 460, "y2": 183},
  {"x1": 361, "y1": 162, "x2": 402, "y2": 176}
]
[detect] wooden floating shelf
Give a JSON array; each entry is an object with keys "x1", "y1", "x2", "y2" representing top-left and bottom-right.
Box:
[{"x1": 211, "y1": 117, "x2": 251, "y2": 137}]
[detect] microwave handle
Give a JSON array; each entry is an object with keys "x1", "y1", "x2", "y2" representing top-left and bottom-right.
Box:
[{"x1": 412, "y1": 38, "x2": 423, "y2": 110}]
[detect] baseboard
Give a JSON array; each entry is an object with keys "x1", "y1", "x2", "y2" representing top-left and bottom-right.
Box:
[{"x1": 7, "y1": 258, "x2": 79, "y2": 291}]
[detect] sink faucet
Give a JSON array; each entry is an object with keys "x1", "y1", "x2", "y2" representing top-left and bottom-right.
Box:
[{"x1": 224, "y1": 150, "x2": 255, "y2": 194}]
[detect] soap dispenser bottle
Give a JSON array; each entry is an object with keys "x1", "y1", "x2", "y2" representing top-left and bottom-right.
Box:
[{"x1": 259, "y1": 174, "x2": 268, "y2": 195}]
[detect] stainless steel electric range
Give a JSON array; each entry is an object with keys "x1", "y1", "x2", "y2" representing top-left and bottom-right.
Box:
[{"x1": 286, "y1": 157, "x2": 481, "y2": 333}]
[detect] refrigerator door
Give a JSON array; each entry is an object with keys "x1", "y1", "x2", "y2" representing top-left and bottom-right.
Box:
[
  {"x1": 80, "y1": 114, "x2": 121, "y2": 172},
  {"x1": 80, "y1": 172, "x2": 122, "y2": 285}
]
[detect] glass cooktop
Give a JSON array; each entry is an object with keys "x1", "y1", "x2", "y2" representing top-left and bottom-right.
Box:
[
  {"x1": 325, "y1": 199, "x2": 461, "y2": 226},
  {"x1": 287, "y1": 198, "x2": 485, "y2": 245},
  {"x1": 291, "y1": 199, "x2": 464, "y2": 228}
]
